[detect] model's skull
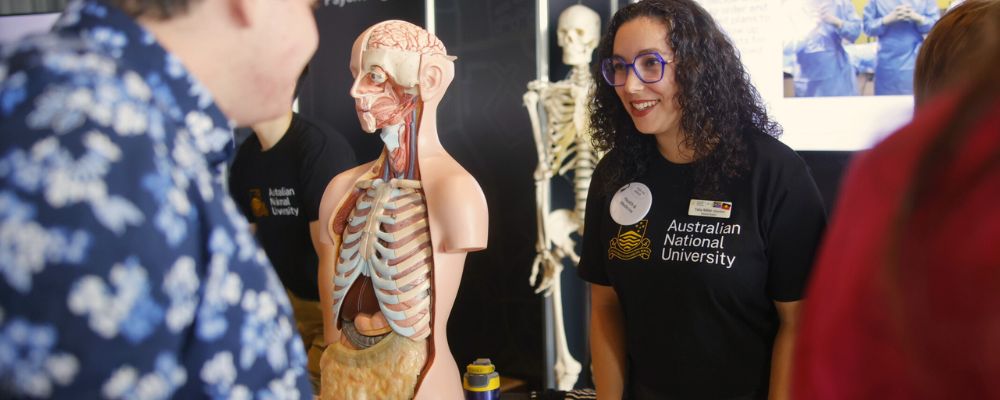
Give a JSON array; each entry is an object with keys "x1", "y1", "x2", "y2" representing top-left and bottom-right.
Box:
[
  {"x1": 350, "y1": 20, "x2": 449, "y2": 133},
  {"x1": 557, "y1": 5, "x2": 600, "y2": 67}
]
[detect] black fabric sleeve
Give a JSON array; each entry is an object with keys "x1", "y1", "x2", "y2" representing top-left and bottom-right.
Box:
[
  {"x1": 765, "y1": 164, "x2": 828, "y2": 302},
  {"x1": 577, "y1": 161, "x2": 612, "y2": 286},
  {"x1": 298, "y1": 115, "x2": 357, "y2": 222}
]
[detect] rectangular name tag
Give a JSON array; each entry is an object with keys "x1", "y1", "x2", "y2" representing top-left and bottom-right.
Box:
[{"x1": 688, "y1": 199, "x2": 733, "y2": 219}]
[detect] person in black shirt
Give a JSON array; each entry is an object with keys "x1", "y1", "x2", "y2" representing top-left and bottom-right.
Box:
[
  {"x1": 580, "y1": 1, "x2": 827, "y2": 399},
  {"x1": 228, "y1": 110, "x2": 356, "y2": 393}
]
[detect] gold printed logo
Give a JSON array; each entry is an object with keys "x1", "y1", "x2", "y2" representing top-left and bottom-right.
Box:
[
  {"x1": 249, "y1": 188, "x2": 270, "y2": 218},
  {"x1": 609, "y1": 219, "x2": 651, "y2": 260}
]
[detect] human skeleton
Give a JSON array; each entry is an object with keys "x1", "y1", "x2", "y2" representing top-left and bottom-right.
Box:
[{"x1": 523, "y1": 5, "x2": 602, "y2": 391}]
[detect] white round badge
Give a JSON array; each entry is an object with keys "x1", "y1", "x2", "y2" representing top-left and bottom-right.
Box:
[{"x1": 609, "y1": 182, "x2": 652, "y2": 226}]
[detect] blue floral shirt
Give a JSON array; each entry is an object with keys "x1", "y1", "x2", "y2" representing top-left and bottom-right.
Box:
[{"x1": 0, "y1": 1, "x2": 311, "y2": 398}]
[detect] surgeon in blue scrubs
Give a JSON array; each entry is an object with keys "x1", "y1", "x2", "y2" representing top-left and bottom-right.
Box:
[
  {"x1": 863, "y1": 0, "x2": 940, "y2": 95},
  {"x1": 796, "y1": 0, "x2": 862, "y2": 97}
]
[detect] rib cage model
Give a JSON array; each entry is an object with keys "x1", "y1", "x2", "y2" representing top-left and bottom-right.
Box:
[{"x1": 333, "y1": 177, "x2": 433, "y2": 343}]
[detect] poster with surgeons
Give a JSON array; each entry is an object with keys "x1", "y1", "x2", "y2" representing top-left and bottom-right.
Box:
[
  {"x1": 694, "y1": 0, "x2": 954, "y2": 151},
  {"x1": 781, "y1": 0, "x2": 942, "y2": 98}
]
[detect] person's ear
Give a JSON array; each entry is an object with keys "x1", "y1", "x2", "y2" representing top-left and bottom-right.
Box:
[{"x1": 418, "y1": 54, "x2": 454, "y2": 101}]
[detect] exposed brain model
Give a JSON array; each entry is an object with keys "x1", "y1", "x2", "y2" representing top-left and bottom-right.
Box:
[
  {"x1": 317, "y1": 20, "x2": 488, "y2": 400},
  {"x1": 367, "y1": 20, "x2": 447, "y2": 54}
]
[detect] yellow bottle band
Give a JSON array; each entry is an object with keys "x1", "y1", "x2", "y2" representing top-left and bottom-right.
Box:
[{"x1": 467, "y1": 363, "x2": 495, "y2": 375}]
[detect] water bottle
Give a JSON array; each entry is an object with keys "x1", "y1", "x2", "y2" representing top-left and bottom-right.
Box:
[{"x1": 462, "y1": 358, "x2": 500, "y2": 400}]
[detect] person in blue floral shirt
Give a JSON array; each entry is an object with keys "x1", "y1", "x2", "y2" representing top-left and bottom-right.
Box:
[{"x1": 0, "y1": 0, "x2": 319, "y2": 397}]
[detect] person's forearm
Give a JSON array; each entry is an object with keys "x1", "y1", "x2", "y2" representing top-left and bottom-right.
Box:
[
  {"x1": 590, "y1": 304, "x2": 626, "y2": 399},
  {"x1": 768, "y1": 323, "x2": 796, "y2": 400}
]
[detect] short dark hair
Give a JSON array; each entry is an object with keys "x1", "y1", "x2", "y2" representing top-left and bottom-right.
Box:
[
  {"x1": 106, "y1": 0, "x2": 202, "y2": 19},
  {"x1": 589, "y1": 0, "x2": 779, "y2": 196}
]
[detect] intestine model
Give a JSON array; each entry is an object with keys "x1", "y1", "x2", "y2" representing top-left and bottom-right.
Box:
[{"x1": 523, "y1": 4, "x2": 601, "y2": 391}]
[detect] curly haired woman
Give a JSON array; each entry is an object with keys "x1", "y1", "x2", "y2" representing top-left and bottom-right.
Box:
[{"x1": 577, "y1": 1, "x2": 827, "y2": 399}]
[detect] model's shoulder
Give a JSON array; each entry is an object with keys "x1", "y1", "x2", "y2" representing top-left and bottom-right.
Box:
[
  {"x1": 427, "y1": 167, "x2": 481, "y2": 196},
  {"x1": 419, "y1": 154, "x2": 465, "y2": 177},
  {"x1": 419, "y1": 161, "x2": 488, "y2": 251},
  {"x1": 419, "y1": 157, "x2": 485, "y2": 204},
  {"x1": 331, "y1": 161, "x2": 374, "y2": 186}
]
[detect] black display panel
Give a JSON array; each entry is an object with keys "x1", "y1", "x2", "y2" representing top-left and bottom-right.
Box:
[
  {"x1": 298, "y1": 0, "x2": 426, "y2": 162},
  {"x1": 433, "y1": 0, "x2": 545, "y2": 389}
]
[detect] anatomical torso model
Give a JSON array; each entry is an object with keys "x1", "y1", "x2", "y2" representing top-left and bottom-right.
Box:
[
  {"x1": 523, "y1": 5, "x2": 602, "y2": 391},
  {"x1": 317, "y1": 20, "x2": 488, "y2": 400}
]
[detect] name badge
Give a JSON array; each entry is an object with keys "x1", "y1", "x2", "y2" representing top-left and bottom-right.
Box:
[
  {"x1": 610, "y1": 182, "x2": 652, "y2": 226},
  {"x1": 688, "y1": 199, "x2": 733, "y2": 219}
]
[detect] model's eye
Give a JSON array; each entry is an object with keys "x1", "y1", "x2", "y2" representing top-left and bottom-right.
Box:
[{"x1": 370, "y1": 69, "x2": 387, "y2": 84}]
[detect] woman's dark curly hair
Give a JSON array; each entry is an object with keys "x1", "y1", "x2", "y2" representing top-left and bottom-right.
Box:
[{"x1": 589, "y1": 0, "x2": 780, "y2": 196}]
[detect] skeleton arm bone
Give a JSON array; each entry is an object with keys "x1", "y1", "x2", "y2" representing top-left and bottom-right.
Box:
[
  {"x1": 524, "y1": 81, "x2": 551, "y2": 170},
  {"x1": 529, "y1": 171, "x2": 561, "y2": 295},
  {"x1": 526, "y1": 83, "x2": 569, "y2": 294}
]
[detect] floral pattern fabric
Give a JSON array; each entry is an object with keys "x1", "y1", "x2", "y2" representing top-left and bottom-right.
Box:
[{"x1": 0, "y1": 0, "x2": 310, "y2": 398}]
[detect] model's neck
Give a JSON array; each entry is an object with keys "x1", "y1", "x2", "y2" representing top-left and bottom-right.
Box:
[
  {"x1": 381, "y1": 104, "x2": 422, "y2": 179},
  {"x1": 252, "y1": 111, "x2": 294, "y2": 151}
]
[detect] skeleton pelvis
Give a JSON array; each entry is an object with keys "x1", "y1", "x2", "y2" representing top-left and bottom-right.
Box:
[{"x1": 320, "y1": 333, "x2": 428, "y2": 400}]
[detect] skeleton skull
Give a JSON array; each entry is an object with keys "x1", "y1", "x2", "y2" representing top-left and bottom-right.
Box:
[{"x1": 557, "y1": 5, "x2": 601, "y2": 67}]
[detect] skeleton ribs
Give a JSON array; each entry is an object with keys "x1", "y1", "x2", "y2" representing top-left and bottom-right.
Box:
[
  {"x1": 541, "y1": 82, "x2": 599, "y2": 227},
  {"x1": 333, "y1": 178, "x2": 433, "y2": 341}
]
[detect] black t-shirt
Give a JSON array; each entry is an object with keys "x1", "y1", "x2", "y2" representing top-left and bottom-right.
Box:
[
  {"x1": 229, "y1": 113, "x2": 356, "y2": 300},
  {"x1": 578, "y1": 133, "x2": 826, "y2": 399}
]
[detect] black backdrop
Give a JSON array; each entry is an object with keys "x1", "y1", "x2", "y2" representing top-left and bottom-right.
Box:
[
  {"x1": 298, "y1": 0, "x2": 425, "y2": 163},
  {"x1": 433, "y1": 0, "x2": 544, "y2": 389},
  {"x1": 298, "y1": 0, "x2": 856, "y2": 392}
]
